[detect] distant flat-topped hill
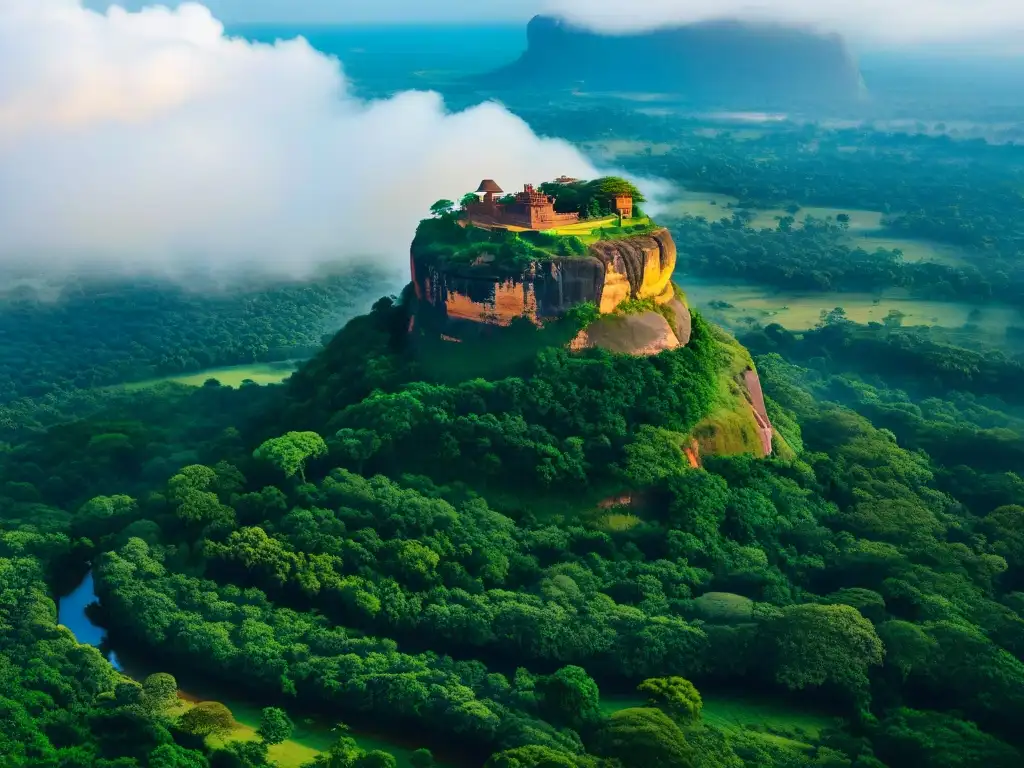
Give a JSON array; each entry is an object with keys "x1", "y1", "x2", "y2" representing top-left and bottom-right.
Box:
[{"x1": 477, "y1": 15, "x2": 866, "y2": 108}]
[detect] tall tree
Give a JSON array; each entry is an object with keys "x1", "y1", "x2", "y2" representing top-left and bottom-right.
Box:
[
  {"x1": 253, "y1": 432, "x2": 328, "y2": 483},
  {"x1": 258, "y1": 707, "x2": 294, "y2": 745}
]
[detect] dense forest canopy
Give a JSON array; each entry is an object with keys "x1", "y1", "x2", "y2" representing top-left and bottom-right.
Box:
[
  {"x1": 3, "y1": 107, "x2": 1024, "y2": 768},
  {"x1": 0, "y1": 267, "x2": 391, "y2": 404}
]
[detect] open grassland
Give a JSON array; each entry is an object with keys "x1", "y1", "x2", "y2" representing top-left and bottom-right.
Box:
[
  {"x1": 752, "y1": 206, "x2": 884, "y2": 232},
  {"x1": 665, "y1": 191, "x2": 974, "y2": 267},
  {"x1": 662, "y1": 190, "x2": 741, "y2": 220},
  {"x1": 190, "y1": 696, "x2": 433, "y2": 768},
  {"x1": 664, "y1": 190, "x2": 886, "y2": 233},
  {"x1": 581, "y1": 139, "x2": 676, "y2": 159},
  {"x1": 681, "y1": 277, "x2": 1021, "y2": 335},
  {"x1": 692, "y1": 127, "x2": 766, "y2": 140},
  {"x1": 121, "y1": 361, "x2": 298, "y2": 390},
  {"x1": 853, "y1": 234, "x2": 971, "y2": 266}
]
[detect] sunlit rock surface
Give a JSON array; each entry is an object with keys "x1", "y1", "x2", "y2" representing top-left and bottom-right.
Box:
[{"x1": 411, "y1": 228, "x2": 678, "y2": 338}]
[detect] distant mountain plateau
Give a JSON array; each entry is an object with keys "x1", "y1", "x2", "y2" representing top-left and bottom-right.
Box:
[{"x1": 477, "y1": 15, "x2": 867, "y2": 109}]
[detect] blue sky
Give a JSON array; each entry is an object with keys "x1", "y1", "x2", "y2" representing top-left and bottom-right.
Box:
[{"x1": 87, "y1": 0, "x2": 540, "y2": 23}]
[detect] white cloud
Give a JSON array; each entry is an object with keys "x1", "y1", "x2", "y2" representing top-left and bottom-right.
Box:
[
  {"x1": 540, "y1": 0, "x2": 1024, "y2": 45},
  {"x1": 0, "y1": 0, "x2": 594, "y2": 277},
  {"x1": 84, "y1": 0, "x2": 537, "y2": 24}
]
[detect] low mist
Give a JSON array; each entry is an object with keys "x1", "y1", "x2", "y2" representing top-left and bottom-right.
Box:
[
  {"x1": 541, "y1": 0, "x2": 1024, "y2": 47},
  {"x1": 0, "y1": 1, "x2": 596, "y2": 279}
]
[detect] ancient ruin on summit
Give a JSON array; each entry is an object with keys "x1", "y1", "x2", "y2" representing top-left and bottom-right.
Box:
[{"x1": 464, "y1": 179, "x2": 581, "y2": 230}]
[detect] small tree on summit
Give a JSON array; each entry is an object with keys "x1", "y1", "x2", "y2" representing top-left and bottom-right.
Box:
[
  {"x1": 429, "y1": 199, "x2": 455, "y2": 217},
  {"x1": 253, "y1": 431, "x2": 328, "y2": 483},
  {"x1": 586, "y1": 176, "x2": 647, "y2": 203},
  {"x1": 459, "y1": 192, "x2": 480, "y2": 208}
]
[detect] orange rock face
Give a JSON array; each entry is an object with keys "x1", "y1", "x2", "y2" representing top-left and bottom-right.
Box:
[
  {"x1": 411, "y1": 228, "x2": 678, "y2": 340},
  {"x1": 590, "y1": 230, "x2": 677, "y2": 313},
  {"x1": 443, "y1": 278, "x2": 539, "y2": 327}
]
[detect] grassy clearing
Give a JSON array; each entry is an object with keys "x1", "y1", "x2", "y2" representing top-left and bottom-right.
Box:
[
  {"x1": 122, "y1": 361, "x2": 297, "y2": 390},
  {"x1": 596, "y1": 512, "x2": 644, "y2": 532},
  {"x1": 187, "y1": 696, "x2": 432, "y2": 768},
  {"x1": 853, "y1": 234, "x2": 970, "y2": 266},
  {"x1": 693, "y1": 404, "x2": 763, "y2": 457},
  {"x1": 681, "y1": 277, "x2": 1020, "y2": 335},
  {"x1": 116, "y1": 652, "x2": 439, "y2": 768},
  {"x1": 699, "y1": 693, "x2": 833, "y2": 740},
  {"x1": 201, "y1": 700, "x2": 326, "y2": 768},
  {"x1": 692, "y1": 128, "x2": 766, "y2": 140},
  {"x1": 542, "y1": 216, "x2": 655, "y2": 245},
  {"x1": 548, "y1": 216, "x2": 620, "y2": 235},
  {"x1": 758, "y1": 206, "x2": 883, "y2": 232},
  {"x1": 662, "y1": 191, "x2": 886, "y2": 234},
  {"x1": 662, "y1": 190, "x2": 740, "y2": 220},
  {"x1": 601, "y1": 691, "x2": 835, "y2": 751},
  {"x1": 581, "y1": 139, "x2": 676, "y2": 159}
]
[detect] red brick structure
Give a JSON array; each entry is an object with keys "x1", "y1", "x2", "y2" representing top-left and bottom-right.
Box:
[{"x1": 465, "y1": 179, "x2": 581, "y2": 230}]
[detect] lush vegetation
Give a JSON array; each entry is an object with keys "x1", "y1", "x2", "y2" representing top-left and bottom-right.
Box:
[
  {"x1": 0, "y1": 268, "x2": 386, "y2": 403},
  {"x1": 4, "y1": 109, "x2": 1024, "y2": 768},
  {"x1": 416, "y1": 177, "x2": 656, "y2": 269},
  {"x1": 669, "y1": 213, "x2": 1007, "y2": 303},
  {"x1": 413, "y1": 215, "x2": 588, "y2": 267},
  {"x1": 6, "y1": 279, "x2": 1024, "y2": 766},
  {"x1": 537, "y1": 177, "x2": 647, "y2": 220},
  {"x1": 516, "y1": 108, "x2": 1024, "y2": 309}
]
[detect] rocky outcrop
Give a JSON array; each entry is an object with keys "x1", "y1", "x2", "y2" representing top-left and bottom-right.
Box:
[
  {"x1": 477, "y1": 15, "x2": 866, "y2": 109},
  {"x1": 571, "y1": 311, "x2": 681, "y2": 357},
  {"x1": 410, "y1": 223, "x2": 774, "y2": 463},
  {"x1": 411, "y1": 228, "x2": 678, "y2": 340},
  {"x1": 743, "y1": 368, "x2": 774, "y2": 457},
  {"x1": 589, "y1": 229, "x2": 676, "y2": 313},
  {"x1": 665, "y1": 298, "x2": 691, "y2": 346}
]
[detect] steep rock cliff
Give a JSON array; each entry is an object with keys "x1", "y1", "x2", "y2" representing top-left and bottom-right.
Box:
[
  {"x1": 478, "y1": 15, "x2": 865, "y2": 108},
  {"x1": 411, "y1": 227, "x2": 677, "y2": 339},
  {"x1": 410, "y1": 225, "x2": 775, "y2": 462}
]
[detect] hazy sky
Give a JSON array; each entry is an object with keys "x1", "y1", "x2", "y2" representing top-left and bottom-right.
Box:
[
  {"x1": 544, "y1": 0, "x2": 1024, "y2": 46},
  {"x1": 0, "y1": 0, "x2": 596, "y2": 277},
  {"x1": 85, "y1": 0, "x2": 538, "y2": 24},
  {"x1": 84, "y1": 0, "x2": 1024, "y2": 48}
]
